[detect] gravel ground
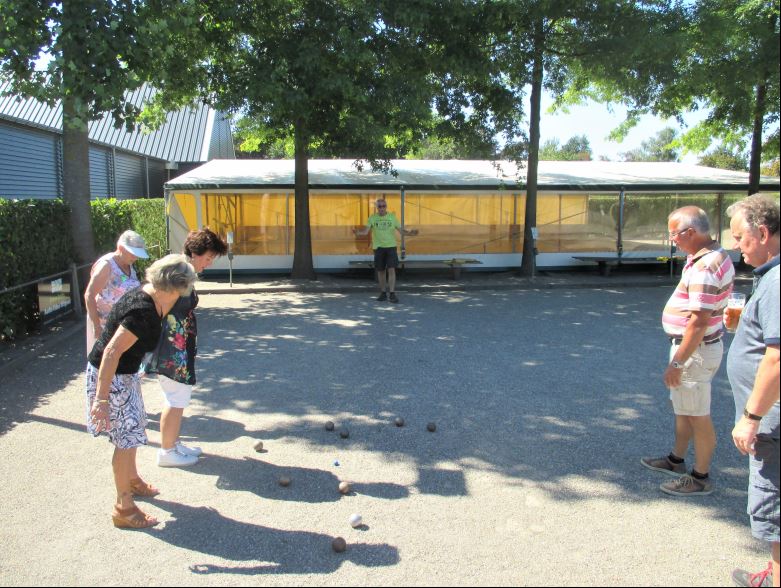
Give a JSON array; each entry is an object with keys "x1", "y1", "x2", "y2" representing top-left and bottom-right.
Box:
[{"x1": 0, "y1": 283, "x2": 765, "y2": 586}]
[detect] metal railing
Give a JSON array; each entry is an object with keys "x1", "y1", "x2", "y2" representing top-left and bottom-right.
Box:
[{"x1": 0, "y1": 262, "x2": 91, "y2": 322}]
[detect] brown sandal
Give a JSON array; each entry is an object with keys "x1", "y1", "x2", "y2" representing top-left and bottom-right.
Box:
[
  {"x1": 111, "y1": 505, "x2": 158, "y2": 529},
  {"x1": 129, "y1": 477, "x2": 160, "y2": 497}
]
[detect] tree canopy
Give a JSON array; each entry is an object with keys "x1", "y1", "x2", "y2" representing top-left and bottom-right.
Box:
[
  {"x1": 154, "y1": 0, "x2": 522, "y2": 278},
  {"x1": 234, "y1": 114, "x2": 502, "y2": 161},
  {"x1": 566, "y1": 0, "x2": 779, "y2": 193},
  {"x1": 698, "y1": 145, "x2": 749, "y2": 171},
  {"x1": 5, "y1": 0, "x2": 776, "y2": 277},
  {"x1": 620, "y1": 127, "x2": 681, "y2": 162},
  {"x1": 0, "y1": 0, "x2": 195, "y2": 264},
  {"x1": 539, "y1": 135, "x2": 592, "y2": 161},
  {"x1": 482, "y1": 1, "x2": 678, "y2": 274}
]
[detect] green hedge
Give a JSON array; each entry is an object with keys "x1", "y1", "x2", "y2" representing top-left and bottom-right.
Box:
[
  {"x1": 0, "y1": 198, "x2": 166, "y2": 340},
  {"x1": 90, "y1": 198, "x2": 135, "y2": 255},
  {"x1": 0, "y1": 200, "x2": 73, "y2": 339},
  {"x1": 127, "y1": 199, "x2": 167, "y2": 274},
  {"x1": 90, "y1": 198, "x2": 166, "y2": 274}
]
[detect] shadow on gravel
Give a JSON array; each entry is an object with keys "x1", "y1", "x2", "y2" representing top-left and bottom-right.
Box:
[
  {"x1": 1, "y1": 287, "x2": 752, "y2": 534},
  {"x1": 149, "y1": 499, "x2": 400, "y2": 575},
  {"x1": 0, "y1": 324, "x2": 85, "y2": 437},
  {"x1": 188, "y1": 454, "x2": 409, "y2": 503},
  {"x1": 144, "y1": 412, "x2": 260, "y2": 442},
  {"x1": 189, "y1": 287, "x2": 750, "y2": 527}
]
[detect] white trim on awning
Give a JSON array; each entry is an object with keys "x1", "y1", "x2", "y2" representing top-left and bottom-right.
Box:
[{"x1": 165, "y1": 159, "x2": 779, "y2": 192}]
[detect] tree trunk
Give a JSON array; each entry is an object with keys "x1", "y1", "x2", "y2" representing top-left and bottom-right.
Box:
[
  {"x1": 61, "y1": 0, "x2": 95, "y2": 267},
  {"x1": 62, "y1": 94, "x2": 96, "y2": 267},
  {"x1": 291, "y1": 119, "x2": 316, "y2": 280},
  {"x1": 747, "y1": 79, "x2": 766, "y2": 195},
  {"x1": 519, "y1": 23, "x2": 544, "y2": 278}
]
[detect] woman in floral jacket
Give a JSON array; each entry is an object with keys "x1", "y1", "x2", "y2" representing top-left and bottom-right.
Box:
[{"x1": 144, "y1": 228, "x2": 228, "y2": 468}]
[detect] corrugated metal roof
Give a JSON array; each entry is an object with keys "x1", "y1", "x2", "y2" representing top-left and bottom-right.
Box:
[
  {"x1": 165, "y1": 159, "x2": 781, "y2": 192},
  {"x1": 0, "y1": 80, "x2": 233, "y2": 162},
  {"x1": 207, "y1": 111, "x2": 236, "y2": 160}
]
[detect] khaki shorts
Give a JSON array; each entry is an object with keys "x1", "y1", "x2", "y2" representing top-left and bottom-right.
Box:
[{"x1": 668, "y1": 340, "x2": 723, "y2": 416}]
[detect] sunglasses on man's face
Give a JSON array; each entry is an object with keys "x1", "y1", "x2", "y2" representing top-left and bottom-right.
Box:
[{"x1": 377, "y1": 204, "x2": 386, "y2": 209}]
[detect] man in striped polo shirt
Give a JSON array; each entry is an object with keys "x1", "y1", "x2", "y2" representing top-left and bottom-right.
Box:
[{"x1": 641, "y1": 206, "x2": 735, "y2": 496}]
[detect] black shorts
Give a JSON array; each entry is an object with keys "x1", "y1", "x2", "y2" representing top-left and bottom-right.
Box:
[{"x1": 374, "y1": 247, "x2": 399, "y2": 270}]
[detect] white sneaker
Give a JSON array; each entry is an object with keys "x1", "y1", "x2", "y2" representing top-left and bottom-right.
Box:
[
  {"x1": 175, "y1": 441, "x2": 203, "y2": 457},
  {"x1": 157, "y1": 448, "x2": 199, "y2": 467}
]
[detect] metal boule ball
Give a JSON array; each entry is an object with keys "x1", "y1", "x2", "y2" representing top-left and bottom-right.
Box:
[
  {"x1": 278, "y1": 476, "x2": 291, "y2": 487},
  {"x1": 394, "y1": 417, "x2": 404, "y2": 427},
  {"x1": 325, "y1": 421, "x2": 335, "y2": 431},
  {"x1": 427, "y1": 422, "x2": 436, "y2": 432},
  {"x1": 253, "y1": 440, "x2": 264, "y2": 452},
  {"x1": 339, "y1": 429, "x2": 350, "y2": 439},
  {"x1": 338, "y1": 481, "x2": 352, "y2": 494},
  {"x1": 332, "y1": 536, "x2": 347, "y2": 553}
]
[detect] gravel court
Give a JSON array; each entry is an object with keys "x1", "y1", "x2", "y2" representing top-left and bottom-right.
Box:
[{"x1": 0, "y1": 285, "x2": 766, "y2": 586}]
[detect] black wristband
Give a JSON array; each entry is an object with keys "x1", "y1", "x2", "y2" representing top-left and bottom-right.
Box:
[{"x1": 743, "y1": 408, "x2": 763, "y2": 421}]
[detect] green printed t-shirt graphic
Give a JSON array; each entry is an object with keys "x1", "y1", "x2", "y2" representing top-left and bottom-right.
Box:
[{"x1": 366, "y1": 213, "x2": 401, "y2": 249}]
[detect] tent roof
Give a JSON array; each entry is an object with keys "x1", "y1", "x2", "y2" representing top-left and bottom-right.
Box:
[{"x1": 165, "y1": 158, "x2": 780, "y2": 192}]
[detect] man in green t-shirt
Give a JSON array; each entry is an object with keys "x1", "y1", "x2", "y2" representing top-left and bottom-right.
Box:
[{"x1": 353, "y1": 198, "x2": 418, "y2": 303}]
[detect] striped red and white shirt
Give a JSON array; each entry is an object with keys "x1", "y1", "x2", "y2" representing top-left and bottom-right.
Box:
[{"x1": 662, "y1": 242, "x2": 735, "y2": 342}]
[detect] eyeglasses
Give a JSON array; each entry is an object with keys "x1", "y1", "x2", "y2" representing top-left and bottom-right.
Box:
[
  {"x1": 669, "y1": 227, "x2": 692, "y2": 239},
  {"x1": 376, "y1": 204, "x2": 387, "y2": 209}
]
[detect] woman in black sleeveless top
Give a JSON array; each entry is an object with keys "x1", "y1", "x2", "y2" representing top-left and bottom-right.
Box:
[{"x1": 86, "y1": 254, "x2": 196, "y2": 529}]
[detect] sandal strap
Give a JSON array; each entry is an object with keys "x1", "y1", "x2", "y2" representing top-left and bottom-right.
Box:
[
  {"x1": 129, "y1": 478, "x2": 160, "y2": 497},
  {"x1": 113, "y1": 505, "x2": 141, "y2": 517},
  {"x1": 112, "y1": 505, "x2": 157, "y2": 528}
]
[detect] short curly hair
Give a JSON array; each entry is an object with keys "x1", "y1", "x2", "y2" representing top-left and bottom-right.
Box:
[
  {"x1": 727, "y1": 195, "x2": 780, "y2": 236},
  {"x1": 183, "y1": 227, "x2": 229, "y2": 257},
  {"x1": 144, "y1": 254, "x2": 197, "y2": 295}
]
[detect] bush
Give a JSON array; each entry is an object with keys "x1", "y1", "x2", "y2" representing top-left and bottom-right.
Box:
[
  {"x1": 0, "y1": 199, "x2": 72, "y2": 339},
  {"x1": 0, "y1": 198, "x2": 166, "y2": 340},
  {"x1": 91, "y1": 199, "x2": 134, "y2": 254},
  {"x1": 91, "y1": 198, "x2": 167, "y2": 274},
  {"x1": 127, "y1": 199, "x2": 167, "y2": 274}
]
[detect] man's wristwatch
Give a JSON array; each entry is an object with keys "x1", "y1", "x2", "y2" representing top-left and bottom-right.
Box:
[
  {"x1": 670, "y1": 360, "x2": 685, "y2": 369},
  {"x1": 743, "y1": 408, "x2": 763, "y2": 421}
]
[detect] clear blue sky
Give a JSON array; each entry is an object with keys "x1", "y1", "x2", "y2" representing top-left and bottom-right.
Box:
[{"x1": 538, "y1": 93, "x2": 710, "y2": 164}]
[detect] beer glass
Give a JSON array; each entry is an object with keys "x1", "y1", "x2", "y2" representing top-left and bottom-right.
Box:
[{"x1": 725, "y1": 292, "x2": 746, "y2": 333}]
